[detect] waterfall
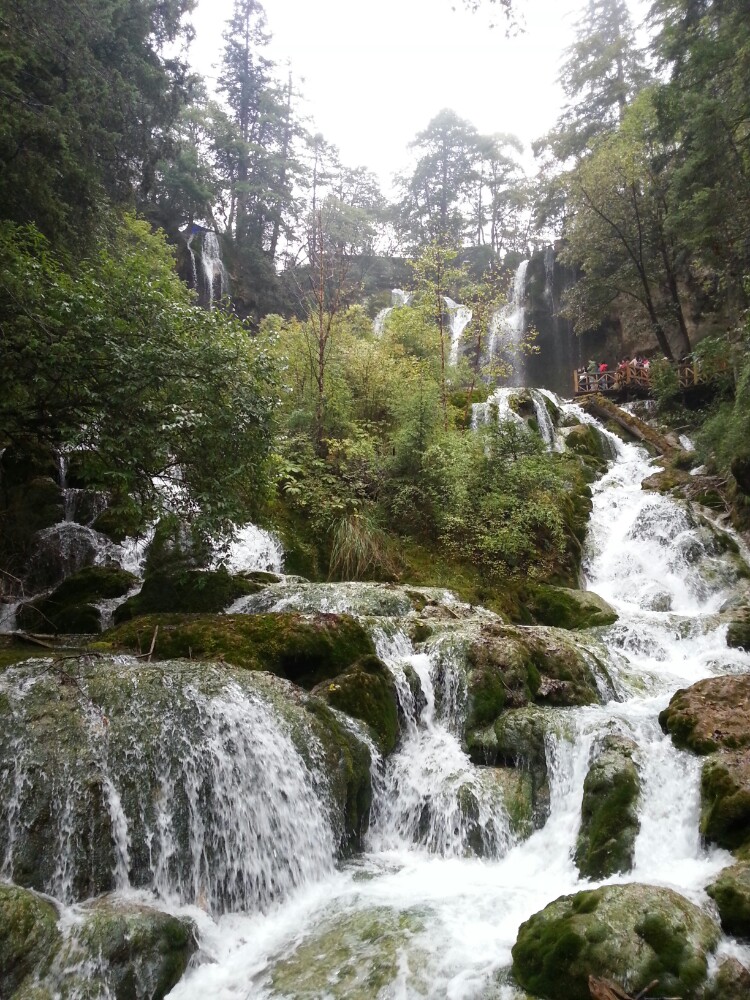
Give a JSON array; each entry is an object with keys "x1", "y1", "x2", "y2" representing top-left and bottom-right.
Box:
[
  {"x1": 443, "y1": 296, "x2": 473, "y2": 366},
  {"x1": 186, "y1": 232, "x2": 198, "y2": 291},
  {"x1": 471, "y1": 386, "x2": 563, "y2": 451},
  {"x1": 489, "y1": 259, "x2": 529, "y2": 385},
  {"x1": 212, "y1": 524, "x2": 284, "y2": 575},
  {"x1": 202, "y1": 231, "x2": 228, "y2": 310}
]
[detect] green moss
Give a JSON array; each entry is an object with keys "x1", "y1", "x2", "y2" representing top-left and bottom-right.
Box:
[
  {"x1": 113, "y1": 568, "x2": 258, "y2": 623},
  {"x1": 314, "y1": 654, "x2": 400, "y2": 755},
  {"x1": 727, "y1": 619, "x2": 750, "y2": 652},
  {"x1": 0, "y1": 885, "x2": 61, "y2": 996},
  {"x1": 105, "y1": 612, "x2": 375, "y2": 689},
  {"x1": 707, "y1": 864, "x2": 750, "y2": 936}
]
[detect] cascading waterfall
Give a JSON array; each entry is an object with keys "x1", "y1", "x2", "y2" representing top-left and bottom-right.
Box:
[
  {"x1": 488, "y1": 259, "x2": 529, "y2": 384},
  {"x1": 164, "y1": 405, "x2": 750, "y2": 999},
  {"x1": 444, "y1": 296, "x2": 473, "y2": 366},
  {"x1": 471, "y1": 386, "x2": 563, "y2": 451},
  {"x1": 543, "y1": 245, "x2": 555, "y2": 306},
  {"x1": 201, "y1": 231, "x2": 227, "y2": 310}
]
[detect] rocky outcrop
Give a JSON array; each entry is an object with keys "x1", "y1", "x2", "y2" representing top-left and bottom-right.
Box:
[
  {"x1": 465, "y1": 622, "x2": 611, "y2": 732},
  {"x1": 659, "y1": 674, "x2": 750, "y2": 754},
  {"x1": 660, "y1": 674, "x2": 750, "y2": 851},
  {"x1": 703, "y1": 956, "x2": 750, "y2": 1000},
  {"x1": 511, "y1": 883, "x2": 720, "y2": 1000},
  {"x1": 0, "y1": 885, "x2": 60, "y2": 997},
  {"x1": 103, "y1": 611, "x2": 376, "y2": 689},
  {"x1": 524, "y1": 584, "x2": 618, "y2": 631},
  {"x1": 112, "y1": 568, "x2": 259, "y2": 622},
  {"x1": 575, "y1": 734, "x2": 640, "y2": 879},
  {"x1": 706, "y1": 861, "x2": 750, "y2": 937},
  {"x1": 313, "y1": 653, "x2": 400, "y2": 755}
]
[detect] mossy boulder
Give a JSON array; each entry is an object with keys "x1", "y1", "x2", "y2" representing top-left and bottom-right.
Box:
[
  {"x1": 103, "y1": 612, "x2": 375, "y2": 688},
  {"x1": 659, "y1": 674, "x2": 750, "y2": 754},
  {"x1": 523, "y1": 585, "x2": 618, "y2": 631},
  {"x1": 52, "y1": 896, "x2": 196, "y2": 1000},
  {"x1": 726, "y1": 609, "x2": 750, "y2": 652},
  {"x1": 0, "y1": 885, "x2": 60, "y2": 997},
  {"x1": 564, "y1": 423, "x2": 607, "y2": 463},
  {"x1": 700, "y1": 750, "x2": 750, "y2": 851},
  {"x1": 0, "y1": 658, "x2": 372, "y2": 907},
  {"x1": 706, "y1": 862, "x2": 750, "y2": 937},
  {"x1": 511, "y1": 883, "x2": 719, "y2": 1000},
  {"x1": 17, "y1": 566, "x2": 136, "y2": 634},
  {"x1": 312, "y1": 654, "x2": 399, "y2": 754},
  {"x1": 575, "y1": 734, "x2": 640, "y2": 879},
  {"x1": 465, "y1": 622, "x2": 608, "y2": 731},
  {"x1": 112, "y1": 568, "x2": 258, "y2": 622}
]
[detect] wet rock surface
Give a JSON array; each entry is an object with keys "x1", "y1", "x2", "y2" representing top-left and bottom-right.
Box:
[
  {"x1": 660, "y1": 674, "x2": 750, "y2": 754},
  {"x1": 701, "y1": 750, "x2": 750, "y2": 851},
  {"x1": 511, "y1": 883, "x2": 720, "y2": 1000},
  {"x1": 523, "y1": 584, "x2": 618, "y2": 630},
  {"x1": 312, "y1": 653, "x2": 400, "y2": 755}
]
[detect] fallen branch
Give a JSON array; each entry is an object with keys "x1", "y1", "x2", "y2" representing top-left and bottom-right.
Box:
[
  {"x1": 134, "y1": 626, "x2": 160, "y2": 661},
  {"x1": 10, "y1": 630, "x2": 58, "y2": 649}
]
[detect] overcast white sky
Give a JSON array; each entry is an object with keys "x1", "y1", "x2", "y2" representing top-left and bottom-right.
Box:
[{"x1": 189, "y1": 0, "x2": 651, "y2": 192}]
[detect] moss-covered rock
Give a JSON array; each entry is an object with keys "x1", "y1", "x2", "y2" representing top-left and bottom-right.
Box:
[
  {"x1": 523, "y1": 585, "x2": 618, "y2": 631},
  {"x1": 312, "y1": 654, "x2": 399, "y2": 755},
  {"x1": 706, "y1": 862, "x2": 750, "y2": 937},
  {"x1": 726, "y1": 609, "x2": 750, "y2": 652},
  {"x1": 564, "y1": 423, "x2": 608, "y2": 463},
  {"x1": 701, "y1": 750, "x2": 750, "y2": 851},
  {"x1": 575, "y1": 734, "x2": 640, "y2": 879},
  {"x1": 0, "y1": 885, "x2": 60, "y2": 997},
  {"x1": 703, "y1": 956, "x2": 750, "y2": 1000},
  {"x1": 465, "y1": 622, "x2": 608, "y2": 731},
  {"x1": 659, "y1": 675, "x2": 750, "y2": 754},
  {"x1": 52, "y1": 896, "x2": 196, "y2": 1000},
  {"x1": 17, "y1": 566, "x2": 137, "y2": 634},
  {"x1": 511, "y1": 883, "x2": 719, "y2": 1000},
  {"x1": 103, "y1": 612, "x2": 375, "y2": 688},
  {"x1": 112, "y1": 568, "x2": 258, "y2": 622}
]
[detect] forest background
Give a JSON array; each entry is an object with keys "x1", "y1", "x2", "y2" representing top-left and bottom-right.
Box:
[{"x1": 1, "y1": 0, "x2": 749, "y2": 608}]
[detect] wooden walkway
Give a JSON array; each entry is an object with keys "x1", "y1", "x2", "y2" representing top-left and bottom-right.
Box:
[{"x1": 574, "y1": 361, "x2": 719, "y2": 398}]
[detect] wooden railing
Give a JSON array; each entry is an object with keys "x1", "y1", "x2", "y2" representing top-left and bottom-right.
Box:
[{"x1": 574, "y1": 361, "x2": 725, "y2": 396}]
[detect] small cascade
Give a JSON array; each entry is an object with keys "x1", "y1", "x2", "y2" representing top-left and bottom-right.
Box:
[
  {"x1": 201, "y1": 231, "x2": 228, "y2": 310},
  {"x1": 213, "y1": 524, "x2": 284, "y2": 575},
  {"x1": 488, "y1": 260, "x2": 529, "y2": 385},
  {"x1": 471, "y1": 386, "x2": 564, "y2": 452},
  {"x1": 373, "y1": 288, "x2": 414, "y2": 336},
  {"x1": 56, "y1": 452, "x2": 73, "y2": 522},
  {"x1": 443, "y1": 296, "x2": 473, "y2": 366},
  {"x1": 368, "y1": 630, "x2": 515, "y2": 859}
]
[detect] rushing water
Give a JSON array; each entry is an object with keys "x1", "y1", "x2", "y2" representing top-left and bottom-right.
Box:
[
  {"x1": 488, "y1": 260, "x2": 529, "y2": 383},
  {"x1": 164, "y1": 422, "x2": 750, "y2": 999}
]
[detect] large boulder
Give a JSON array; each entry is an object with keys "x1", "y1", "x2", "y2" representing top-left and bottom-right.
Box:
[
  {"x1": 706, "y1": 862, "x2": 750, "y2": 937},
  {"x1": 575, "y1": 734, "x2": 640, "y2": 879},
  {"x1": 703, "y1": 956, "x2": 750, "y2": 1000},
  {"x1": 0, "y1": 658, "x2": 371, "y2": 911},
  {"x1": 523, "y1": 584, "x2": 618, "y2": 631},
  {"x1": 103, "y1": 612, "x2": 375, "y2": 688},
  {"x1": 511, "y1": 883, "x2": 719, "y2": 1000},
  {"x1": 659, "y1": 674, "x2": 750, "y2": 754},
  {"x1": 312, "y1": 653, "x2": 400, "y2": 754}
]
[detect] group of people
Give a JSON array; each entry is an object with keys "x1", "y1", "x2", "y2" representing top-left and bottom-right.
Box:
[{"x1": 576, "y1": 356, "x2": 651, "y2": 391}]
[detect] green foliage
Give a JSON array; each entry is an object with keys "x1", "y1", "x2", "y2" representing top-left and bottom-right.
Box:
[{"x1": 0, "y1": 216, "x2": 276, "y2": 542}]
